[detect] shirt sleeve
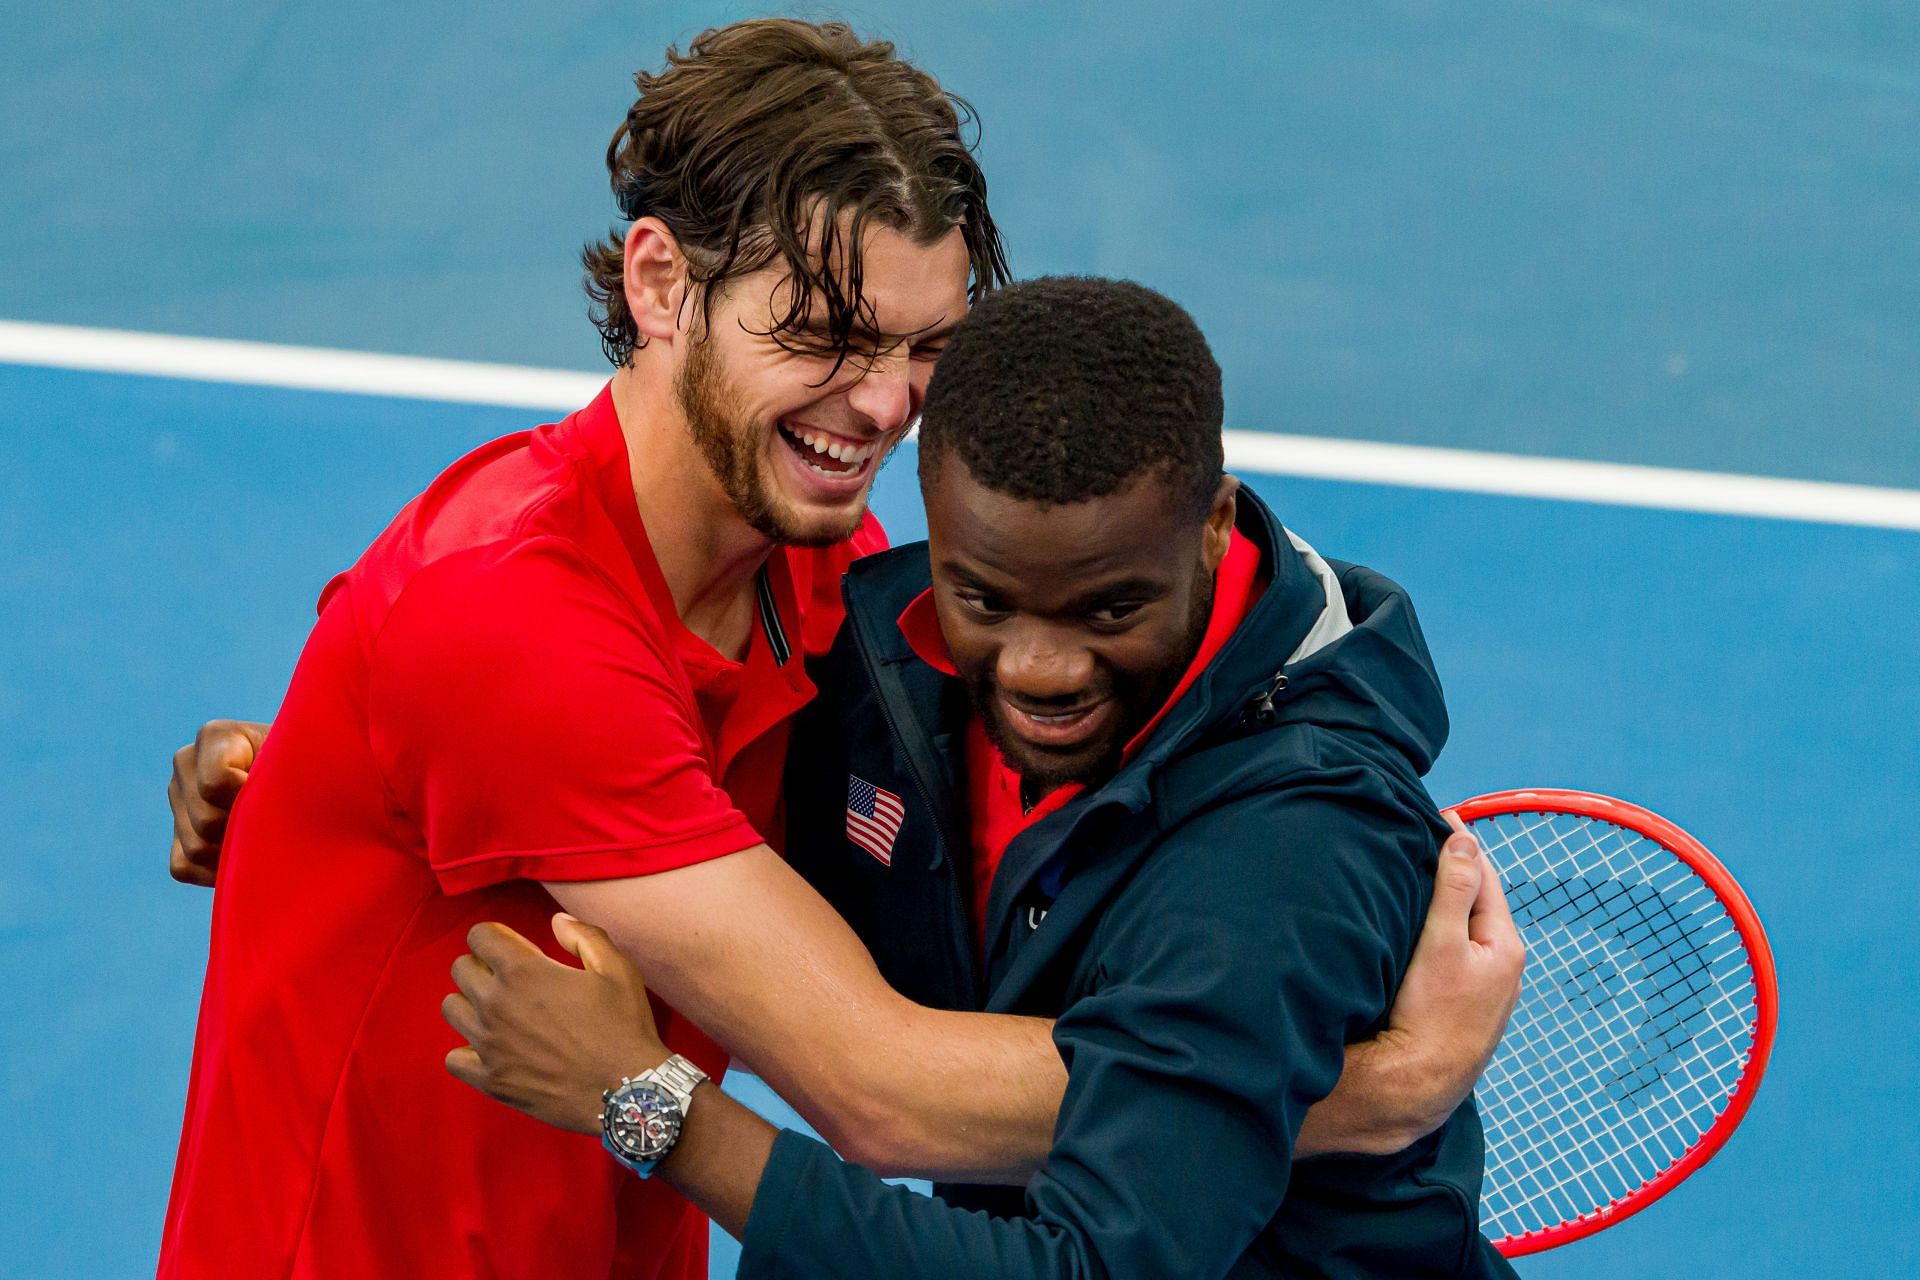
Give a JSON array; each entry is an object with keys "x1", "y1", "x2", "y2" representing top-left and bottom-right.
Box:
[
  {"x1": 365, "y1": 537, "x2": 764, "y2": 895},
  {"x1": 738, "y1": 778, "x2": 1438, "y2": 1280}
]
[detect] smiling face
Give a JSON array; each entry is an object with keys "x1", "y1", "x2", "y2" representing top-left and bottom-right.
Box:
[
  {"x1": 926, "y1": 457, "x2": 1238, "y2": 793},
  {"x1": 671, "y1": 223, "x2": 971, "y2": 546}
]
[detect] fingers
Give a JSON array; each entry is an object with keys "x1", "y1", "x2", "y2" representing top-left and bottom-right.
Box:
[
  {"x1": 165, "y1": 720, "x2": 273, "y2": 885},
  {"x1": 1439, "y1": 813, "x2": 1523, "y2": 977},
  {"x1": 195, "y1": 720, "x2": 263, "y2": 808},
  {"x1": 465, "y1": 921, "x2": 546, "y2": 973},
  {"x1": 169, "y1": 723, "x2": 255, "y2": 881},
  {"x1": 551, "y1": 913, "x2": 627, "y2": 980},
  {"x1": 1419, "y1": 826, "x2": 1484, "y2": 950},
  {"x1": 1469, "y1": 864, "x2": 1526, "y2": 1010},
  {"x1": 171, "y1": 836, "x2": 216, "y2": 886},
  {"x1": 169, "y1": 835, "x2": 216, "y2": 887},
  {"x1": 441, "y1": 991, "x2": 483, "y2": 1044},
  {"x1": 450, "y1": 952, "x2": 493, "y2": 1001},
  {"x1": 198, "y1": 766, "x2": 250, "y2": 814},
  {"x1": 168, "y1": 764, "x2": 220, "y2": 886},
  {"x1": 445, "y1": 1044, "x2": 485, "y2": 1090},
  {"x1": 1467, "y1": 844, "x2": 1520, "y2": 945}
]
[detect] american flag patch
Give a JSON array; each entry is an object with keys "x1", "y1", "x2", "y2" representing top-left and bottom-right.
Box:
[{"x1": 846, "y1": 775, "x2": 906, "y2": 866}]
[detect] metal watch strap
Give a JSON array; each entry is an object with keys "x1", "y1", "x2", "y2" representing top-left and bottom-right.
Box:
[{"x1": 642, "y1": 1053, "x2": 709, "y2": 1108}]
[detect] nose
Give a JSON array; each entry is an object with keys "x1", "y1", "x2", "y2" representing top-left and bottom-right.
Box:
[
  {"x1": 843, "y1": 351, "x2": 916, "y2": 435},
  {"x1": 995, "y1": 623, "x2": 1096, "y2": 704}
]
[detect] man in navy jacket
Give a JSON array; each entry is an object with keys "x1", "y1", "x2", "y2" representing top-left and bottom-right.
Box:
[{"x1": 449, "y1": 277, "x2": 1521, "y2": 1278}]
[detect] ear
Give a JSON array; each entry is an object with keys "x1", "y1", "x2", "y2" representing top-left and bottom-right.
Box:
[
  {"x1": 1201, "y1": 474, "x2": 1240, "y2": 572},
  {"x1": 622, "y1": 218, "x2": 692, "y2": 346}
]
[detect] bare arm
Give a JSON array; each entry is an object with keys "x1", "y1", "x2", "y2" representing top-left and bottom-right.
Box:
[
  {"x1": 172, "y1": 722, "x2": 1520, "y2": 1174},
  {"x1": 564, "y1": 825, "x2": 1521, "y2": 1176},
  {"x1": 546, "y1": 850, "x2": 1060, "y2": 1183}
]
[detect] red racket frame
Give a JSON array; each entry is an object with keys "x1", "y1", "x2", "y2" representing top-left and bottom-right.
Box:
[{"x1": 1449, "y1": 789, "x2": 1779, "y2": 1258}]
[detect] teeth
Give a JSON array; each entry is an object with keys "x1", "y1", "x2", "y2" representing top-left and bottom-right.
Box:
[
  {"x1": 1019, "y1": 706, "x2": 1093, "y2": 724},
  {"x1": 782, "y1": 422, "x2": 879, "y2": 466}
]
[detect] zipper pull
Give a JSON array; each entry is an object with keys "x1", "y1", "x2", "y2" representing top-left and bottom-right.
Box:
[{"x1": 1243, "y1": 672, "x2": 1290, "y2": 727}]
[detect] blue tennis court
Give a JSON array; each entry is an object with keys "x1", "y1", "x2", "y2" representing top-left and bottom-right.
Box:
[
  {"x1": 5, "y1": 2, "x2": 1917, "y2": 1276},
  {"x1": 6, "y1": 364, "x2": 1915, "y2": 1277}
]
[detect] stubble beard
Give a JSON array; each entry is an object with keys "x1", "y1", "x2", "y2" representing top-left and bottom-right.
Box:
[{"x1": 674, "y1": 337, "x2": 870, "y2": 549}]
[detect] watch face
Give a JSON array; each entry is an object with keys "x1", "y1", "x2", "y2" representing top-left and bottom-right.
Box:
[{"x1": 605, "y1": 1083, "x2": 683, "y2": 1161}]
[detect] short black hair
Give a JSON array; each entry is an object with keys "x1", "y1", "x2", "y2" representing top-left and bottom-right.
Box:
[{"x1": 916, "y1": 276, "x2": 1225, "y2": 520}]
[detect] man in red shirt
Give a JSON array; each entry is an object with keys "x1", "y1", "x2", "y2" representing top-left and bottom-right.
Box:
[
  {"x1": 159, "y1": 22, "x2": 1047, "y2": 1279},
  {"x1": 162, "y1": 19, "x2": 1520, "y2": 1280}
]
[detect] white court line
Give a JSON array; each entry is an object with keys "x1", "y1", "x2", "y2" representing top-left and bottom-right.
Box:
[
  {"x1": 5, "y1": 318, "x2": 1919, "y2": 532},
  {"x1": 0, "y1": 320, "x2": 604, "y2": 411},
  {"x1": 1221, "y1": 432, "x2": 1920, "y2": 532}
]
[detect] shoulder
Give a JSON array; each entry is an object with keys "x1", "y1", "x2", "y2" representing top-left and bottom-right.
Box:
[
  {"x1": 363, "y1": 535, "x2": 698, "y2": 770},
  {"x1": 377, "y1": 536, "x2": 668, "y2": 665},
  {"x1": 1113, "y1": 752, "x2": 1439, "y2": 956},
  {"x1": 390, "y1": 426, "x2": 597, "y2": 559},
  {"x1": 338, "y1": 420, "x2": 632, "y2": 621}
]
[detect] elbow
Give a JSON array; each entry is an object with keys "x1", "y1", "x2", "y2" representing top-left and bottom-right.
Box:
[{"x1": 814, "y1": 1091, "x2": 932, "y2": 1178}]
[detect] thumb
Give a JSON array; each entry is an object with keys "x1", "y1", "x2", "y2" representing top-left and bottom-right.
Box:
[
  {"x1": 552, "y1": 912, "x2": 622, "y2": 975},
  {"x1": 238, "y1": 720, "x2": 270, "y2": 758},
  {"x1": 1421, "y1": 824, "x2": 1484, "y2": 945}
]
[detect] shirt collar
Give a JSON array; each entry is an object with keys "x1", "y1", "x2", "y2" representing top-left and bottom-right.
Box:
[{"x1": 896, "y1": 583, "x2": 958, "y2": 675}]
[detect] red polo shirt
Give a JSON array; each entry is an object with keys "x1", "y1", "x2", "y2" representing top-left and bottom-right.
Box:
[
  {"x1": 160, "y1": 386, "x2": 884, "y2": 1280},
  {"x1": 897, "y1": 530, "x2": 1264, "y2": 947}
]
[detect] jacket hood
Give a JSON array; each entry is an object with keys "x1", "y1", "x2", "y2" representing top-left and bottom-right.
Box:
[{"x1": 1117, "y1": 484, "x2": 1449, "y2": 788}]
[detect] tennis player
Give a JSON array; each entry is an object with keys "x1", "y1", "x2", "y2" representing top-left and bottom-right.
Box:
[
  {"x1": 160, "y1": 20, "x2": 1519, "y2": 1280},
  {"x1": 442, "y1": 277, "x2": 1521, "y2": 1278}
]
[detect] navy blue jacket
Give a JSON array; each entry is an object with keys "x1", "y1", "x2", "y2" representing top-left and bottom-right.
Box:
[{"x1": 741, "y1": 487, "x2": 1517, "y2": 1279}]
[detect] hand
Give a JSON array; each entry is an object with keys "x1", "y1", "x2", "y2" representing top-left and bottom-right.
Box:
[
  {"x1": 168, "y1": 719, "x2": 270, "y2": 886},
  {"x1": 1297, "y1": 818, "x2": 1525, "y2": 1156},
  {"x1": 443, "y1": 914, "x2": 668, "y2": 1136}
]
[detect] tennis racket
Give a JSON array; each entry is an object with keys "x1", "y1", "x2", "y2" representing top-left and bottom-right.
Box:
[{"x1": 1447, "y1": 790, "x2": 1777, "y2": 1258}]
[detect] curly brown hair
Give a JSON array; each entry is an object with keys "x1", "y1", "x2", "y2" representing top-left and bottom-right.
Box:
[{"x1": 582, "y1": 19, "x2": 1010, "y2": 370}]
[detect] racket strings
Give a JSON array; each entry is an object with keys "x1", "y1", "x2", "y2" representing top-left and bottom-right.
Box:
[
  {"x1": 1480, "y1": 820, "x2": 1741, "y2": 1220},
  {"x1": 1477, "y1": 817, "x2": 1749, "y2": 1231},
  {"x1": 1470, "y1": 810, "x2": 1760, "y2": 1244}
]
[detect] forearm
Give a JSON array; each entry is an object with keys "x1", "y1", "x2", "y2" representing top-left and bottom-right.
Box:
[
  {"x1": 852, "y1": 1003, "x2": 1062, "y2": 1182},
  {"x1": 712, "y1": 985, "x2": 1058, "y2": 1182},
  {"x1": 1295, "y1": 1031, "x2": 1435, "y2": 1158},
  {"x1": 550, "y1": 852, "x2": 1062, "y2": 1182}
]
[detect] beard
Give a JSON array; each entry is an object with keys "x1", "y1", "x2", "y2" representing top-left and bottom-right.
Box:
[
  {"x1": 967, "y1": 570, "x2": 1216, "y2": 797},
  {"x1": 674, "y1": 338, "x2": 870, "y2": 549}
]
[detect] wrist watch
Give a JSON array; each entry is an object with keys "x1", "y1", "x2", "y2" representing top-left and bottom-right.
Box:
[{"x1": 600, "y1": 1053, "x2": 709, "y2": 1178}]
